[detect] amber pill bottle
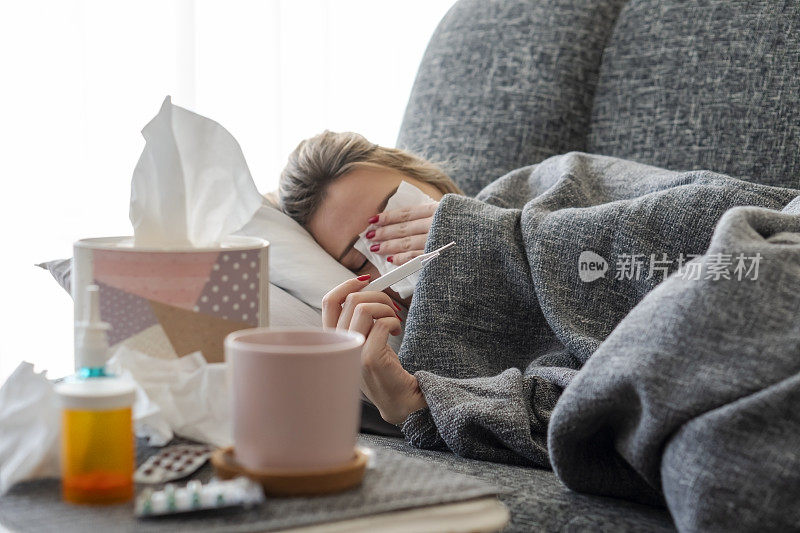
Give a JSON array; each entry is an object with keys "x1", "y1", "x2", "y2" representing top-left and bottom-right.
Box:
[{"x1": 55, "y1": 378, "x2": 136, "y2": 505}]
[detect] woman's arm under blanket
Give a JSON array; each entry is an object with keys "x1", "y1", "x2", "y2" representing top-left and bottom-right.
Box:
[{"x1": 404, "y1": 366, "x2": 576, "y2": 467}]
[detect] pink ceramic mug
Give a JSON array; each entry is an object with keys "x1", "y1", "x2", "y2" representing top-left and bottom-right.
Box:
[{"x1": 225, "y1": 327, "x2": 364, "y2": 471}]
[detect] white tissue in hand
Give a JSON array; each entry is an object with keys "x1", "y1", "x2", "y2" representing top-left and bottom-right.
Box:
[
  {"x1": 354, "y1": 181, "x2": 435, "y2": 298},
  {"x1": 0, "y1": 363, "x2": 60, "y2": 494},
  {"x1": 130, "y1": 96, "x2": 264, "y2": 247}
]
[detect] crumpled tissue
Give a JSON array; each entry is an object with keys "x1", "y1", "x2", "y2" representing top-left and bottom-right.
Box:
[
  {"x1": 354, "y1": 181, "x2": 435, "y2": 298},
  {"x1": 107, "y1": 347, "x2": 231, "y2": 448},
  {"x1": 0, "y1": 349, "x2": 231, "y2": 494},
  {"x1": 0, "y1": 363, "x2": 60, "y2": 494},
  {"x1": 129, "y1": 95, "x2": 264, "y2": 247}
]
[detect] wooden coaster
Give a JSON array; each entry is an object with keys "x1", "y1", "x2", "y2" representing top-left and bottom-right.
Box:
[{"x1": 211, "y1": 447, "x2": 367, "y2": 497}]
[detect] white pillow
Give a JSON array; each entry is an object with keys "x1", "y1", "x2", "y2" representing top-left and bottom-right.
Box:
[
  {"x1": 235, "y1": 201, "x2": 354, "y2": 309},
  {"x1": 267, "y1": 283, "x2": 322, "y2": 327}
]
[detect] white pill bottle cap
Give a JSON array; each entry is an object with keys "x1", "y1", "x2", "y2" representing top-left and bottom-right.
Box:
[{"x1": 55, "y1": 378, "x2": 136, "y2": 411}]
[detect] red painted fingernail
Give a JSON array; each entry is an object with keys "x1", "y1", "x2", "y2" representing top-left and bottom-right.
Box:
[
  {"x1": 393, "y1": 301, "x2": 402, "y2": 311},
  {"x1": 387, "y1": 256, "x2": 393, "y2": 263},
  {"x1": 370, "y1": 243, "x2": 380, "y2": 252},
  {"x1": 368, "y1": 215, "x2": 379, "y2": 224},
  {"x1": 357, "y1": 274, "x2": 371, "y2": 281},
  {"x1": 365, "y1": 230, "x2": 376, "y2": 239}
]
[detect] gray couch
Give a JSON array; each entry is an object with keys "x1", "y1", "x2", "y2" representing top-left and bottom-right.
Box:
[
  {"x1": 398, "y1": 0, "x2": 799, "y2": 196},
  {"x1": 363, "y1": 0, "x2": 800, "y2": 530}
]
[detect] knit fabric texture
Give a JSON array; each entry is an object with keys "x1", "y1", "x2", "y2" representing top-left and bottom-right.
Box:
[{"x1": 399, "y1": 152, "x2": 800, "y2": 531}]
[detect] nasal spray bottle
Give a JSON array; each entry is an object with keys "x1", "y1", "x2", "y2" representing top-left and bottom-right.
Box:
[
  {"x1": 74, "y1": 284, "x2": 112, "y2": 378},
  {"x1": 54, "y1": 285, "x2": 136, "y2": 504}
]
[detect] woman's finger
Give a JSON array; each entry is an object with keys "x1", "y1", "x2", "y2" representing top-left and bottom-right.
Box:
[
  {"x1": 362, "y1": 317, "x2": 402, "y2": 367},
  {"x1": 389, "y1": 250, "x2": 423, "y2": 266},
  {"x1": 348, "y1": 303, "x2": 399, "y2": 339},
  {"x1": 372, "y1": 202, "x2": 438, "y2": 227},
  {"x1": 370, "y1": 216, "x2": 432, "y2": 242},
  {"x1": 321, "y1": 275, "x2": 371, "y2": 328},
  {"x1": 337, "y1": 290, "x2": 395, "y2": 330},
  {"x1": 372, "y1": 234, "x2": 427, "y2": 256}
]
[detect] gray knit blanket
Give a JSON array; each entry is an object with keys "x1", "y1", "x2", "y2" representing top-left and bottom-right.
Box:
[{"x1": 398, "y1": 153, "x2": 800, "y2": 531}]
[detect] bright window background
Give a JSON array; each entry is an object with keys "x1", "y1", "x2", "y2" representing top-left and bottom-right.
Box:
[{"x1": 0, "y1": 0, "x2": 455, "y2": 384}]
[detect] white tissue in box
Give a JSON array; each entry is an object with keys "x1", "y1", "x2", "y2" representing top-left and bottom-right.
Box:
[{"x1": 130, "y1": 96, "x2": 263, "y2": 248}]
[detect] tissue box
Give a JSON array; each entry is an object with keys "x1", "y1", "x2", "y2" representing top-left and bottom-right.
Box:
[{"x1": 73, "y1": 236, "x2": 268, "y2": 365}]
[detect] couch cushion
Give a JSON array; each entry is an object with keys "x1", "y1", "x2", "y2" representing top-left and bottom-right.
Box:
[
  {"x1": 588, "y1": 0, "x2": 800, "y2": 189},
  {"x1": 362, "y1": 434, "x2": 676, "y2": 531},
  {"x1": 397, "y1": 0, "x2": 626, "y2": 196}
]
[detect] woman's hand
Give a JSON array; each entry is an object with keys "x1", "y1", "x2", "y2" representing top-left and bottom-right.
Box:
[
  {"x1": 322, "y1": 276, "x2": 427, "y2": 424},
  {"x1": 365, "y1": 202, "x2": 439, "y2": 266}
]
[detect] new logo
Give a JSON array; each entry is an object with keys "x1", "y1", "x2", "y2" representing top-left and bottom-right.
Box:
[{"x1": 578, "y1": 251, "x2": 608, "y2": 282}]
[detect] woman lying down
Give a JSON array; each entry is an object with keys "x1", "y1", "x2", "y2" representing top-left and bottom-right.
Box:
[{"x1": 279, "y1": 131, "x2": 800, "y2": 529}]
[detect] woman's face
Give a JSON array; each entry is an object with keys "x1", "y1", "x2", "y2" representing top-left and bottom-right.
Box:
[{"x1": 307, "y1": 166, "x2": 443, "y2": 296}]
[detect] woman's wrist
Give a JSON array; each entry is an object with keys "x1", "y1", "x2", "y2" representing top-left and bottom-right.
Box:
[
  {"x1": 393, "y1": 378, "x2": 428, "y2": 425},
  {"x1": 403, "y1": 386, "x2": 428, "y2": 419},
  {"x1": 374, "y1": 375, "x2": 428, "y2": 425}
]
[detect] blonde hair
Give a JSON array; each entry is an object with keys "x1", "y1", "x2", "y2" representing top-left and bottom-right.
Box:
[{"x1": 279, "y1": 130, "x2": 462, "y2": 226}]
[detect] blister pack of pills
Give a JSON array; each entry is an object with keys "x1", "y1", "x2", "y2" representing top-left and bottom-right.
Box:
[
  {"x1": 135, "y1": 478, "x2": 265, "y2": 518},
  {"x1": 134, "y1": 444, "x2": 213, "y2": 484}
]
